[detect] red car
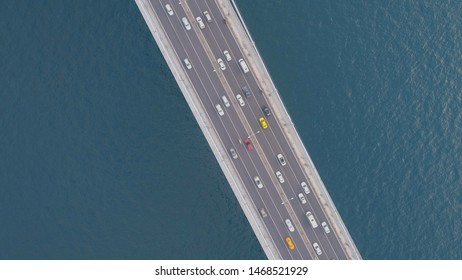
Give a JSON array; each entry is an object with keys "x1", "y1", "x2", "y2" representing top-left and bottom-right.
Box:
[{"x1": 243, "y1": 138, "x2": 254, "y2": 151}]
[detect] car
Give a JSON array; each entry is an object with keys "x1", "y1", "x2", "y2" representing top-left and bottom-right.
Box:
[
  {"x1": 236, "y1": 94, "x2": 245, "y2": 106},
  {"x1": 285, "y1": 219, "x2": 295, "y2": 232},
  {"x1": 321, "y1": 222, "x2": 331, "y2": 234},
  {"x1": 215, "y1": 104, "x2": 224, "y2": 116},
  {"x1": 306, "y1": 211, "x2": 318, "y2": 228},
  {"x1": 253, "y1": 176, "x2": 263, "y2": 189},
  {"x1": 259, "y1": 208, "x2": 268, "y2": 218},
  {"x1": 301, "y1": 181, "x2": 310, "y2": 194},
  {"x1": 217, "y1": 58, "x2": 226, "y2": 70},
  {"x1": 223, "y1": 50, "x2": 232, "y2": 61},
  {"x1": 275, "y1": 171, "x2": 284, "y2": 183},
  {"x1": 182, "y1": 17, "x2": 191, "y2": 30},
  {"x1": 298, "y1": 193, "x2": 307, "y2": 204},
  {"x1": 262, "y1": 106, "x2": 271, "y2": 117},
  {"x1": 229, "y1": 148, "x2": 238, "y2": 159},
  {"x1": 243, "y1": 138, "x2": 253, "y2": 151},
  {"x1": 165, "y1": 4, "x2": 174, "y2": 16},
  {"x1": 277, "y1": 153, "x2": 286, "y2": 166},
  {"x1": 259, "y1": 117, "x2": 268, "y2": 129},
  {"x1": 313, "y1": 242, "x2": 322, "y2": 255},
  {"x1": 196, "y1": 16, "x2": 205, "y2": 29},
  {"x1": 183, "y1": 58, "x2": 192, "y2": 69},
  {"x1": 238, "y1": 58, "x2": 249, "y2": 73},
  {"x1": 203, "y1": 11, "x2": 212, "y2": 22},
  {"x1": 285, "y1": 237, "x2": 295, "y2": 250},
  {"x1": 222, "y1": 95, "x2": 230, "y2": 107},
  {"x1": 241, "y1": 85, "x2": 251, "y2": 98}
]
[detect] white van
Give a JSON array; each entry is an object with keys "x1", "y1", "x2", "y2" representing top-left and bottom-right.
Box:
[
  {"x1": 238, "y1": 59, "x2": 249, "y2": 74},
  {"x1": 306, "y1": 211, "x2": 318, "y2": 229}
]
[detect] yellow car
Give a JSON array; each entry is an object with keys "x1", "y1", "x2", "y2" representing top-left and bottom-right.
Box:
[
  {"x1": 259, "y1": 117, "x2": 268, "y2": 129},
  {"x1": 285, "y1": 236, "x2": 295, "y2": 250}
]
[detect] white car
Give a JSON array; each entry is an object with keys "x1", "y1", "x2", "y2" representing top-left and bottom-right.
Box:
[
  {"x1": 301, "y1": 181, "x2": 310, "y2": 194},
  {"x1": 236, "y1": 94, "x2": 245, "y2": 107},
  {"x1": 221, "y1": 95, "x2": 230, "y2": 107},
  {"x1": 223, "y1": 50, "x2": 232, "y2": 61},
  {"x1": 217, "y1": 58, "x2": 226, "y2": 70},
  {"x1": 285, "y1": 219, "x2": 295, "y2": 232},
  {"x1": 238, "y1": 58, "x2": 249, "y2": 73},
  {"x1": 215, "y1": 104, "x2": 224, "y2": 116},
  {"x1": 276, "y1": 171, "x2": 285, "y2": 183},
  {"x1": 165, "y1": 4, "x2": 174, "y2": 16},
  {"x1": 182, "y1": 17, "x2": 191, "y2": 31},
  {"x1": 203, "y1": 11, "x2": 212, "y2": 22},
  {"x1": 306, "y1": 211, "x2": 318, "y2": 229},
  {"x1": 183, "y1": 58, "x2": 192, "y2": 70},
  {"x1": 277, "y1": 154, "x2": 286, "y2": 166},
  {"x1": 253, "y1": 176, "x2": 263, "y2": 189},
  {"x1": 321, "y1": 222, "x2": 331, "y2": 234},
  {"x1": 298, "y1": 193, "x2": 307, "y2": 204},
  {"x1": 259, "y1": 208, "x2": 268, "y2": 218},
  {"x1": 229, "y1": 148, "x2": 238, "y2": 159},
  {"x1": 196, "y1": 16, "x2": 205, "y2": 29},
  {"x1": 313, "y1": 242, "x2": 322, "y2": 255}
]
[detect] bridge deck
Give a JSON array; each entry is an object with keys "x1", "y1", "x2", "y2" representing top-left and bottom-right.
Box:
[{"x1": 135, "y1": 0, "x2": 361, "y2": 260}]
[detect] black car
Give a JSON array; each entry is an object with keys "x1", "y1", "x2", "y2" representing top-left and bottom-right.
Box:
[
  {"x1": 262, "y1": 106, "x2": 271, "y2": 116},
  {"x1": 241, "y1": 85, "x2": 251, "y2": 98}
]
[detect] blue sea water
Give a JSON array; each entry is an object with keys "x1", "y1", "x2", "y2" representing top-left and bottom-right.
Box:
[{"x1": 0, "y1": 0, "x2": 461, "y2": 259}]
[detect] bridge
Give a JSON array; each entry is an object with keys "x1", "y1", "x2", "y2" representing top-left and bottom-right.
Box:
[{"x1": 136, "y1": 0, "x2": 361, "y2": 260}]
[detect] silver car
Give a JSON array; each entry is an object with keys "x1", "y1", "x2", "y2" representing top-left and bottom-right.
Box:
[
  {"x1": 182, "y1": 17, "x2": 191, "y2": 31},
  {"x1": 165, "y1": 4, "x2": 174, "y2": 16},
  {"x1": 298, "y1": 193, "x2": 307, "y2": 204},
  {"x1": 253, "y1": 176, "x2": 263, "y2": 189},
  {"x1": 236, "y1": 94, "x2": 245, "y2": 107},
  {"x1": 301, "y1": 181, "x2": 310, "y2": 194},
  {"x1": 222, "y1": 95, "x2": 230, "y2": 107},
  {"x1": 277, "y1": 154, "x2": 286, "y2": 166},
  {"x1": 183, "y1": 58, "x2": 192, "y2": 70},
  {"x1": 223, "y1": 50, "x2": 232, "y2": 61},
  {"x1": 276, "y1": 171, "x2": 285, "y2": 183},
  {"x1": 217, "y1": 58, "x2": 226, "y2": 70},
  {"x1": 259, "y1": 208, "x2": 268, "y2": 218},
  {"x1": 313, "y1": 242, "x2": 322, "y2": 255},
  {"x1": 285, "y1": 219, "x2": 295, "y2": 232},
  {"x1": 215, "y1": 104, "x2": 224, "y2": 116},
  {"x1": 306, "y1": 211, "x2": 318, "y2": 228},
  {"x1": 196, "y1": 16, "x2": 205, "y2": 29},
  {"x1": 321, "y1": 222, "x2": 331, "y2": 234},
  {"x1": 203, "y1": 11, "x2": 212, "y2": 22},
  {"x1": 229, "y1": 148, "x2": 238, "y2": 159}
]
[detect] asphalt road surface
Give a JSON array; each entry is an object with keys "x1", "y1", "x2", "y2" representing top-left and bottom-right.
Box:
[{"x1": 148, "y1": 0, "x2": 349, "y2": 260}]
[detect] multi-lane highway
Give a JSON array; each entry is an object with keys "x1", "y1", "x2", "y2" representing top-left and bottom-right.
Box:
[{"x1": 141, "y1": 0, "x2": 356, "y2": 259}]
